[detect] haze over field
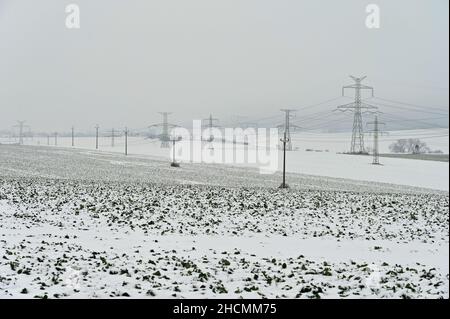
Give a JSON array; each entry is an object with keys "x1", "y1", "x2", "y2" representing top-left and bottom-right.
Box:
[{"x1": 0, "y1": 0, "x2": 448, "y2": 132}]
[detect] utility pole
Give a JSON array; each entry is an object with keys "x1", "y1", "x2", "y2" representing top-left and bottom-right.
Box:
[
  {"x1": 124, "y1": 127, "x2": 128, "y2": 156},
  {"x1": 170, "y1": 137, "x2": 182, "y2": 167},
  {"x1": 47, "y1": 134, "x2": 50, "y2": 146},
  {"x1": 54, "y1": 132, "x2": 58, "y2": 146},
  {"x1": 111, "y1": 128, "x2": 115, "y2": 147},
  {"x1": 71, "y1": 126, "x2": 75, "y2": 147},
  {"x1": 279, "y1": 131, "x2": 289, "y2": 189},
  {"x1": 278, "y1": 109, "x2": 299, "y2": 151},
  {"x1": 337, "y1": 76, "x2": 377, "y2": 154},
  {"x1": 367, "y1": 115, "x2": 386, "y2": 165},
  {"x1": 95, "y1": 125, "x2": 99, "y2": 150}
]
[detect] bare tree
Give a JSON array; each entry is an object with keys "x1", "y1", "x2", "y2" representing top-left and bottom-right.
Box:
[{"x1": 389, "y1": 138, "x2": 430, "y2": 154}]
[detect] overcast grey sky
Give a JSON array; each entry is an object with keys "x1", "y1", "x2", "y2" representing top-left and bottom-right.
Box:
[{"x1": 0, "y1": 0, "x2": 448, "y2": 132}]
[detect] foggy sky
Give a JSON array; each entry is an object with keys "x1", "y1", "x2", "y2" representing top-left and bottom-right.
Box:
[{"x1": 0, "y1": 0, "x2": 448, "y2": 132}]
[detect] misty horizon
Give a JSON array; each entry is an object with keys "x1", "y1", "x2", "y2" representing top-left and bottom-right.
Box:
[{"x1": 0, "y1": 0, "x2": 448, "y2": 133}]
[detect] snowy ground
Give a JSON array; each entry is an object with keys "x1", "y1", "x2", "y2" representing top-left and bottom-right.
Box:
[
  {"x1": 1, "y1": 128, "x2": 447, "y2": 191},
  {"x1": 0, "y1": 145, "x2": 448, "y2": 299}
]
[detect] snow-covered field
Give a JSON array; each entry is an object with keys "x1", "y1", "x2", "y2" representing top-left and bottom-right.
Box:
[
  {"x1": 1, "y1": 128, "x2": 448, "y2": 191},
  {"x1": 0, "y1": 145, "x2": 448, "y2": 299}
]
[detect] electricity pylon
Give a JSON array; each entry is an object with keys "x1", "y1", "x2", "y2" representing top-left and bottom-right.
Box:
[
  {"x1": 277, "y1": 109, "x2": 299, "y2": 151},
  {"x1": 367, "y1": 115, "x2": 387, "y2": 165},
  {"x1": 149, "y1": 112, "x2": 178, "y2": 148},
  {"x1": 13, "y1": 121, "x2": 29, "y2": 145},
  {"x1": 107, "y1": 128, "x2": 120, "y2": 147},
  {"x1": 202, "y1": 114, "x2": 220, "y2": 142},
  {"x1": 337, "y1": 76, "x2": 377, "y2": 154}
]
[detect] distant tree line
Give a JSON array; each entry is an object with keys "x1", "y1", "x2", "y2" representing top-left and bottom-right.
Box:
[{"x1": 389, "y1": 138, "x2": 443, "y2": 154}]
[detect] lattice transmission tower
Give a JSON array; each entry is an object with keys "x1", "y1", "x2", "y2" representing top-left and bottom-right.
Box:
[
  {"x1": 367, "y1": 115, "x2": 387, "y2": 165},
  {"x1": 13, "y1": 121, "x2": 29, "y2": 145},
  {"x1": 149, "y1": 112, "x2": 178, "y2": 148},
  {"x1": 336, "y1": 76, "x2": 377, "y2": 154},
  {"x1": 106, "y1": 128, "x2": 121, "y2": 147},
  {"x1": 202, "y1": 114, "x2": 220, "y2": 142}
]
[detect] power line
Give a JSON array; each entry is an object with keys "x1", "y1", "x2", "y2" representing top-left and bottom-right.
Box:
[
  {"x1": 301, "y1": 113, "x2": 354, "y2": 131},
  {"x1": 292, "y1": 109, "x2": 336, "y2": 123},
  {"x1": 378, "y1": 134, "x2": 449, "y2": 142},
  {"x1": 296, "y1": 96, "x2": 351, "y2": 112},
  {"x1": 375, "y1": 110, "x2": 449, "y2": 129},
  {"x1": 368, "y1": 98, "x2": 448, "y2": 116},
  {"x1": 374, "y1": 97, "x2": 449, "y2": 113},
  {"x1": 245, "y1": 96, "x2": 351, "y2": 125},
  {"x1": 294, "y1": 110, "x2": 353, "y2": 128},
  {"x1": 382, "y1": 115, "x2": 448, "y2": 124}
]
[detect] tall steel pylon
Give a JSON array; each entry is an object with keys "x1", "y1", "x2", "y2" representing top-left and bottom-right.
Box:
[
  {"x1": 107, "y1": 128, "x2": 120, "y2": 147},
  {"x1": 13, "y1": 121, "x2": 29, "y2": 145},
  {"x1": 337, "y1": 76, "x2": 377, "y2": 154},
  {"x1": 367, "y1": 115, "x2": 386, "y2": 165},
  {"x1": 278, "y1": 109, "x2": 299, "y2": 151},
  {"x1": 202, "y1": 114, "x2": 220, "y2": 142},
  {"x1": 149, "y1": 112, "x2": 178, "y2": 148}
]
